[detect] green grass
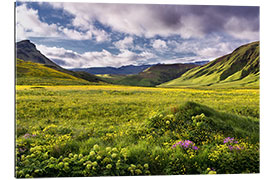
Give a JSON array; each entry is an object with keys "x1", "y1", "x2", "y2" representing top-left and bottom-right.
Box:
[
  {"x1": 15, "y1": 85, "x2": 259, "y2": 177},
  {"x1": 160, "y1": 41, "x2": 259, "y2": 88},
  {"x1": 16, "y1": 59, "x2": 101, "y2": 85},
  {"x1": 97, "y1": 74, "x2": 127, "y2": 84},
  {"x1": 169, "y1": 101, "x2": 259, "y2": 142}
]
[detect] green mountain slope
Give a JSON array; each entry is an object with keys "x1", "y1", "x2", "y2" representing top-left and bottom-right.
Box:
[
  {"x1": 46, "y1": 64, "x2": 102, "y2": 84},
  {"x1": 105, "y1": 63, "x2": 198, "y2": 87},
  {"x1": 160, "y1": 41, "x2": 259, "y2": 88},
  {"x1": 16, "y1": 40, "x2": 102, "y2": 84},
  {"x1": 16, "y1": 59, "x2": 99, "y2": 85}
]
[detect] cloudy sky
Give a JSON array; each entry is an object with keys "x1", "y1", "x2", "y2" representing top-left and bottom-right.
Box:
[{"x1": 15, "y1": 1, "x2": 259, "y2": 68}]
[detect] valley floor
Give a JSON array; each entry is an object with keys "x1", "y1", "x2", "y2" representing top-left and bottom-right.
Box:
[{"x1": 15, "y1": 85, "x2": 260, "y2": 177}]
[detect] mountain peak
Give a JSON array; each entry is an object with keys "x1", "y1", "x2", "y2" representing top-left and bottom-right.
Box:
[
  {"x1": 18, "y1": 39, "x2": 31, "y2": 43},
  {"x1": 16, "y1": 40, "x2": 103, "y2": 84},
  {"x1": 16, "y1": 39, "x2": 36, "y2": 49},
  {"x1": 16, "y1": 40, "x2": 58, "y2": 67}
]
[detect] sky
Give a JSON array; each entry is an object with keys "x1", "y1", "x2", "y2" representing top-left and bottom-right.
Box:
[{"x1": 15, "y1": 1, "x2": 260, "y2": 68}]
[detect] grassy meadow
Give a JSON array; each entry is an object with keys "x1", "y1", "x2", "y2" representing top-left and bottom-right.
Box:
[{"x1": 15, "y1": 85, "x2": 259, "y2": 177}]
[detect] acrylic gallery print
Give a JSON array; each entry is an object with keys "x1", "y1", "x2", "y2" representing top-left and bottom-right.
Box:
[{"x1": 15, "y1": 1, "x2": 260, "y2": 178}]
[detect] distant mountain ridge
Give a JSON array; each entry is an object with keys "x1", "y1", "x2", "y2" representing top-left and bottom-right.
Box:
[
  {"x1": 160, "y1": 41, "x2": 259, "y2": 88},
  {"x1": 71, "y1": 64, "x2": 152, "y2": 75},
  {"x1": 191, "y1": 60, "x2": 209, "y2": 65},
  {"x1": 71, "y1": 61, "x2": 209, "y2": 75},
  {"x1": 100, "y1": 63, "x2": 199, "y2": 87}
]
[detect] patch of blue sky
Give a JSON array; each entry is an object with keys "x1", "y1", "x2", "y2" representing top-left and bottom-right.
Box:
[
  {"x1": 93, "y1": 20, "x2": 112, "y2": 34},
  {"x1": 23, "y1": 2, "x2": 75, "y2": 28},
  {"x1": 15, "y1": 1, "x2": 23, "y2": 7}
]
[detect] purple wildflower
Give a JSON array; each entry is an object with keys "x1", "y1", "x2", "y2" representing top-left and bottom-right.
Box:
[
  {"x1": 172, "y1": 140, "x2": 198, "y2": 150},
  {"x1": 228, "y1": 145, "x2": 244, "y2": 151},
  {"x1": 223, "y1": 137, "x2": 234, "y2": 143},
  {"x1": 223, "y1": 137, "x2": 238, "y2": 144}
]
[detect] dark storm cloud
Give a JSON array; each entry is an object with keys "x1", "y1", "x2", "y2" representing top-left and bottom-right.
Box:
[
  {"x1": 203, "y1": 6, "x2": 259, "y2": 31},
  {"x1": 150, "y1": 5, "x2": 259, "y2": 36},
  {"x1": 152, "y1": 5, "x2": 183, "y2": 29}
]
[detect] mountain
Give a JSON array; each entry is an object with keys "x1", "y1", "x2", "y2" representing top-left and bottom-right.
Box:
[
  {"x1": 16, "y1": 40, "x2": 259, "y2": 88},
  {"x1": 16, "y1": 40, "x2": 60, "y2": 67},
  {"x1": 103, "y1": 63, "x2": 198, "y2": 87},
  {"x1": 160, "y1": 41, "x2": 259, "y2": 88},
  {"x1": 71, "y1": 64, "x2": 152, "y2": 75},
  {"x1": 191, "y1": 60, "x2": 209, "y2": 65},
  {"x1": 16, "y1": 59, "x2": 96, "y2": 85},
  {"x1": 16, "y1": 40, "x2": 102, "y2": 84},
  {"x1": 71, "y1": 61, "x2": 209, "y2": 75}
]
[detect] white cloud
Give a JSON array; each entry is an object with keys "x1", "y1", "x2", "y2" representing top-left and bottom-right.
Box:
[
  {"x1": 224, "y1": 17, "x2": 259, "y2": 41},
  {"x1": 36, "y1": 44, "x2": 156, "y2": 68},
  {"x1": 196, "y1": 46, "x2": 228, "y2": 58},
  {"x1": 16, "y1": 4, "x2": 60, "y2": 41},
  {"x1": 114, "y1": 36, "x2": 134, "y2": 49},
  {"x1": 152, "y1": 39, "x2": 167, "y2": 49},
  {"x1": 158, "y1": 56, "x2": 200, "y2": 64},
  {"x1": 17, "y1": 3, "x2": 259, "y2": 68},
  {"x1": 16, "y1": 3, "x2": 109, "y2": 42},
  {"x1": 91, "y1": 27, "x2": 110, "y2": 42},
  {"x1": 177, "y1": 14, "x2": 205, "y2": 39},
  {"x1": 48, "y1": 3, "x2": 259, "y2": 40},
  {"x1": 172, "y1": 35, "x2": 248, "y2": 60},
  {"x1": 60, "y1": 27, "x2": 92, "y2": 40},
  {"x1": 196, "y1": 42, "x2": 234, "y2": 59},
  {"x1": 17, "y1": 2, "x2": 259, "y2": 43},
  {"x1": 47, "y1": 3, "x2": 206, "y2": 38}
]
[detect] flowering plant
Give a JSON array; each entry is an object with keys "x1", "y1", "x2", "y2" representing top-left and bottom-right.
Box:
[
  {"x1": 223, "y1": 137, "x2": 238, "y2": 144},
  {"x1": 172, "y1": 140, "x2": 198, "y2": 150},
  {"x1": 223, "y1": 137, "x2": 243, "y2": 151}
]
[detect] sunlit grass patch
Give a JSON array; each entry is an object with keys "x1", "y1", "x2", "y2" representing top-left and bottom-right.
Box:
[{"x1": 15, "y1": 85, "x2": 259, "y2": 177}]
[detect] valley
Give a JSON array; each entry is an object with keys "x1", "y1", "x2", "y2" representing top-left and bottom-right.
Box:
[{"x1": 15, "y1": 40, "x2": 260, "y2": 177}]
